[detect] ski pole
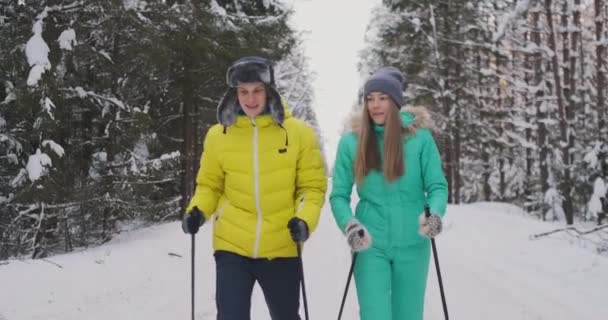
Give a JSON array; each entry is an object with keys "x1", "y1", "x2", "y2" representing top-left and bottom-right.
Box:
[
  {"x1": 337, "y1": 229, "x2": 363, "y2": 320},
  {"x1": 190, "y1": 233, "x2": 196, "y2": 320},
  {"x1": 337, "y1": 251, "x2": 358, "y2": 320},
  {"x1": 425, "y1": 204, "x2": 449, "y2": 320},
  {"x1": 296, "y1": 242, "x2": 310, "y2": 320}
]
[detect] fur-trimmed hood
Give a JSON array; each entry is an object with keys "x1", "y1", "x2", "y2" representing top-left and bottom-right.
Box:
[
  {"x1": 216, "y1": 85, "x2": 285, "y2": 127},
  {"x1": 347, "y1": 106, "x2": 434, "y2": 137}
]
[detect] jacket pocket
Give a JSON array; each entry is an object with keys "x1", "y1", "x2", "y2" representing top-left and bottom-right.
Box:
[
  {"x1": 214, "y1": 200, "x2": 230, "y2": 226},
  {"x1": 296, "y1": 194, "x2": 306, "y2": 214}
]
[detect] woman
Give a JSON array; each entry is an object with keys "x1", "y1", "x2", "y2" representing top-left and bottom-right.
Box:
[
  {"x1": 182, "y1": 56, "x2": 327, "y2": 320},
  {"x1": 330, "y1": 67, "x2": 448, "y2": 320}
]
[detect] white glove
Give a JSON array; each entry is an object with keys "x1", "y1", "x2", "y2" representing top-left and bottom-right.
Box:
[
  {"x1": 345, "y1": 219, "x2": 372, "y2": 252},
  {"x1": 419, "y1": 213, "x2": 442, "y2": 238}
]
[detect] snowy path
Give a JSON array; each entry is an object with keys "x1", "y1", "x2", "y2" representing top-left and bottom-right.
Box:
[
  {"x1": 428, "y1": 203, "x2": 607, "y2": 320},
  {"x1": 1, "y1": 198, "x2": 607, "y2": 320}
]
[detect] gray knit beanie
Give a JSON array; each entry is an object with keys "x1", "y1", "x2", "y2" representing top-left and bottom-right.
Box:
[{"x1": 363, "y1": 67, "x2": 407, "y2": 107}]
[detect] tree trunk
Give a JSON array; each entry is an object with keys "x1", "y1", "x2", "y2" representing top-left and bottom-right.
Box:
[
  {"x1": 532, "y1": 7, "x2": 550, "y2": 208},
  {"x1": 492, "y1": 2, "x2": 507, "y2": 201},
  {"x1": 180, "y1": 33, "x2": 195, "y2": 214},
  {"x1": 432, "y1": 3, "x2": 454, "y2": 203},
  {"x1": 522, "y1": 9, "x2": 534, "y2": 205},
  {"x1": 496, "y1": 59, "x2": 506, "y2": 201},
  {"x1": 571, "y1": 0, "x2": 581, "y2": 148},
  {"x1": 545, "y1": 0, "x2": 573, "y2": 224},
  {"x1": 596, "y1": 0, "x2": 606, "y2": 141},
  {"x1": 443, "y1": 99, "x2": 453, "y2": 204},
  {"x1": 31, "y1": 204, "x2": 45, "y2": 259},
  {"x1": 567, "y1": 0, "x2": 581, "y2": 219},
  {"x1": 453, "y1": 114, "x2": 461, "y2": 204},
  {"x1": 453, "y1": 44, "x2": 465, "y2": 204},
  {"x1": 477, "y1": 30, "x2": 492, "y2": 201}
]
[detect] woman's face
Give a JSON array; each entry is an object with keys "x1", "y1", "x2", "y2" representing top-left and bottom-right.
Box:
[
  {"x1": 366, "y1": 92, "x2": 393, "y2": 125},
  {"x1": 237, "y1": 82, "x2": 267, "y2": 118}
]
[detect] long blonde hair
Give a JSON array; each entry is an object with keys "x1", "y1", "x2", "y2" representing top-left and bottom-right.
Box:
[{"x1": 354, "y1": 102, "x2": 404, "y2": 184}]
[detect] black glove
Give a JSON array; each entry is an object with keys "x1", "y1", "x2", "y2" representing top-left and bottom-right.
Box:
[
  {"x1": 182, "y1": 207, "x2": 205, "y2": 234},
  {"x1": 287, "y1": 217, "x2": 309, "y2": 242}
]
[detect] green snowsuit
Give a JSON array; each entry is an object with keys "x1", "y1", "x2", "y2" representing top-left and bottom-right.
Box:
[{"x1": 330, "y1": 107, "x2": 448, "y2": 320}]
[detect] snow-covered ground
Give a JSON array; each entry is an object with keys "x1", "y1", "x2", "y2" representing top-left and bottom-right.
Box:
[{"x1": 1, "y1": 196, "x2": 607, "y2": 320}]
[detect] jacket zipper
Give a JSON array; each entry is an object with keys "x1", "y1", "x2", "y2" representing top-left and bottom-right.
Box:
[{"x1": 251, "y1": 118, "x2": 263, "y2": 258}]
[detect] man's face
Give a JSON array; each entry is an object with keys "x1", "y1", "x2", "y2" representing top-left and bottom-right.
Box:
[{"x1": 236, "y1": 82, "x2": 267, "y2": 118}]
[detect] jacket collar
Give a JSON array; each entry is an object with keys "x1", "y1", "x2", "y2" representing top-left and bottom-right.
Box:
[
  {"x1": 351, "y1": 106, "x2": 434, "y2": 137},
  {"x1": 232, "y1": 103, "x2": 293, "y2": 128}
]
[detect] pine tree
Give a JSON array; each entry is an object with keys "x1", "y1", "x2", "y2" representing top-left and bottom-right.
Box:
[
  {"x1": 0, "y1": 0, "x2": 303, "y2": 259},
  {"x1": 359, "y1": 0, "x2": 608, "y2": 224}
]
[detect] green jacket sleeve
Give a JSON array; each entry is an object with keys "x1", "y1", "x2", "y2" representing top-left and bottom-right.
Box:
[
  {"x1": 294, "y1": 123, "x2": 327, "y2": 233},
  {"x1": 186, "y1": 126, "x2": 224, "y2": 220},
  {"x1": 420, "y1": 129, "x2": 448, "y2": 216},
  {"x1": 329, "y1": 134, "x2": 356, "y2": 232}
]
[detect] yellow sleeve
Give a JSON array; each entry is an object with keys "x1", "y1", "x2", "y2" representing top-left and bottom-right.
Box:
[
  {"x1": 186, "y1": 126, "x2": 224, "y2": 220},
  {"x1": 294, "y1": 122, "x2": 327, "y2": 233}
]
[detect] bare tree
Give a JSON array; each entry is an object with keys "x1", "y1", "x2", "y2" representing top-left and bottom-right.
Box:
[{"x1": 544, "y1": 0, "x2": 573, "y2": 224}]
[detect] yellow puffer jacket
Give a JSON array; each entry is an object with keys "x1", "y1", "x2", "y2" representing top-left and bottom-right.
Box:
[{"x1": 186, "y1": 106, "x2": 327, "y2": 258}]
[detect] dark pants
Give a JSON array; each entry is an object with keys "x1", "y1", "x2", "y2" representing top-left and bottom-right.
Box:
[{"x1": 214, "y1": 250, "x2": 301, "y2": 320}]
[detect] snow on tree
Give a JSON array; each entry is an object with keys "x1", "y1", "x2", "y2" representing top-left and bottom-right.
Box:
[
  {"x1": 587, "y1": 177, "x2": 607, "y2": 220},
  {"x1": 25, "y1": 7, "x2": 51, "y2": 87},
  {"x1": 544, "y1": 187, "x2": 566, "y2": 221},
  {"x1": 0, "y1": 0, "x2": 305, "y2": 259},
  {"x1": 359, "y1": 0, "x2": 608, "y2": 224}
]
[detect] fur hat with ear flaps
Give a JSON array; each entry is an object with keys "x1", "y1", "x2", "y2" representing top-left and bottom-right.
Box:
[{"x1": 217, "y1": 56, "x2": 285, "y2": 127}]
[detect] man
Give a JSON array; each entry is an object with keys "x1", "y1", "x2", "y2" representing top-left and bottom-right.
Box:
[{"x1": 182, "y1": 56, "x2": 327, "y2": 320}]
